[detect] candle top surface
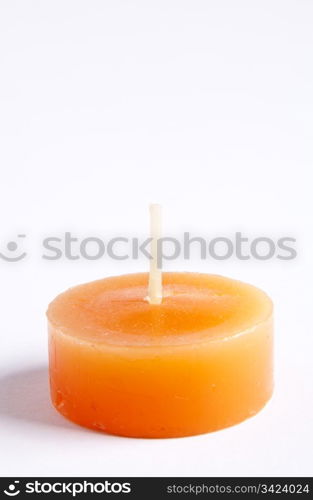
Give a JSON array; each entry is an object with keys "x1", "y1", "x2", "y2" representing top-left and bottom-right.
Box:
[{"x1": 47, "y1": 272, "x2": 272, "y2": 347}]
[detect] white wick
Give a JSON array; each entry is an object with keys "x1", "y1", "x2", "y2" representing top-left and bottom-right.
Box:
[{"x1": 147, "y1": 203, "x2": 163, "y2": 305}]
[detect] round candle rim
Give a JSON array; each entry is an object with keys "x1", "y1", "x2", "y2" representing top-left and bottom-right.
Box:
[
  {"x1": 48, "y1": 316, "x2": 273, "y2": 351},
  {"x1": 47, "y1": 272, "x2": 273, "y2": 349}
]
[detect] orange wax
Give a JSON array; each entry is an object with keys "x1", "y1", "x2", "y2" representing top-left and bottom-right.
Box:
[{"x1": 47, "y1": 272, "x2": 273, "y2": 438}]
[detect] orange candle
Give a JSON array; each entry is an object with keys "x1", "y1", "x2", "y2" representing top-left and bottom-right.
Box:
[
  {"x1": 47, "y1": 271, "x2": 273, "y2": 438},
  {"x1": 47, "y1": 205, "x2": 273, "y2": 438}
]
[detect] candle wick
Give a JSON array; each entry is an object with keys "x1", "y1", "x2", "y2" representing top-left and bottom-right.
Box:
[{"x1": 147, "y1": 203, "x2": 163, "y2": 305}]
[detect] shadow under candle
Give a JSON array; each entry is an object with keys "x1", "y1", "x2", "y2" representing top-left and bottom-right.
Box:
[{"x1": 0, "y1": 366, "x2": 76, "y2": 430}]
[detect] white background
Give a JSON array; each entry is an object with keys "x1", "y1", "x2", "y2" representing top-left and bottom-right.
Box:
[{"x1": 0, "y1": 0, "x2": 312, "y2": 477}]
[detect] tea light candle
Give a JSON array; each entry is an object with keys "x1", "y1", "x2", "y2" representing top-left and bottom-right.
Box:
[{"x1": 47, "y1": 206, "x2": 273, "y2": 438}]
